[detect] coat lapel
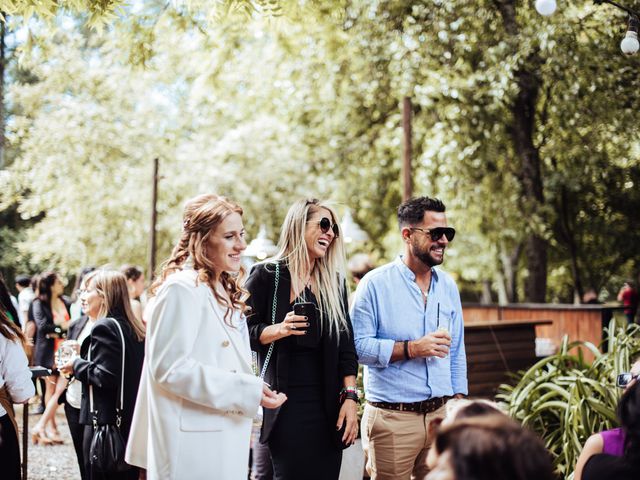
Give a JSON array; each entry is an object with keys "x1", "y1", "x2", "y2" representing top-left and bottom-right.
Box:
[{"x1": 205, "y1": 290, "x2": 254, "y2": 374}]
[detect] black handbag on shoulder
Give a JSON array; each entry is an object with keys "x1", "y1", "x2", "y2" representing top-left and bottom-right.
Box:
[{"x1": 88, "y1": 318, "x2": 131, "y2": 474}]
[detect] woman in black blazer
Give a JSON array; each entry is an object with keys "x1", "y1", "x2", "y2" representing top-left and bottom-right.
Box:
[
  {"x1": 61, "y1": 270, "x2": 145, "y2": 480},
  {"x1": 246, "y1": 198, "x2": 359, "y2": 480},
  {"x1": 31, "y1": 271, "x2": 71, "y2": 445}
]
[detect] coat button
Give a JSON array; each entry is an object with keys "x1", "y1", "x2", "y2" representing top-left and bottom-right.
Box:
[
  {"x1": 230, "y1": 369, "x2": 237, "y2": 373},
  {"x1": 222, "y1": 340, "x2": 230, "y2": 347}
]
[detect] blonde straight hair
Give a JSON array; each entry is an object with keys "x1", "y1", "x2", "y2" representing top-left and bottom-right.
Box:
[
  {"x1": 270, "y1": 198, "x2": 349, "y2": 339},
  {"x1": 90, "y1": 270, "x2": 146, "y2": 341}
]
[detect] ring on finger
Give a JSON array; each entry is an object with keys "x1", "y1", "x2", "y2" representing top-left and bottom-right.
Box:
[{"x1": 291, "y1": 325, "x2": 296, "y2": 330}]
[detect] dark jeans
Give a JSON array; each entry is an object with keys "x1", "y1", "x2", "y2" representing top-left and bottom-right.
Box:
[
  {"x1": 65, "y1": 403, "x2": 87, "y2": 480},
  {"x1": 0, "y1": 413, "x2": 20, "y2": 480}
]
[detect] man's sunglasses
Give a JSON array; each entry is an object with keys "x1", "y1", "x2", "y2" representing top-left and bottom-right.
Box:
[
  {"x1": 410, "y1": 227, "x2": 456, "y2": 242},
  {"x1": 318, "y1": 217, "x2": 339, "y2": 237}
]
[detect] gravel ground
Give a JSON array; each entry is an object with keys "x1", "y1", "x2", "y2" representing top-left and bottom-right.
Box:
[{"x1": 15, "y1": 403, "x2": 81, "y2": 480}]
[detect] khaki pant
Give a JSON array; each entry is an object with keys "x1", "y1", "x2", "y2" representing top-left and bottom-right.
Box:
[{"x1": 361, "y1": 403, "x2": 445, "y2": 480}]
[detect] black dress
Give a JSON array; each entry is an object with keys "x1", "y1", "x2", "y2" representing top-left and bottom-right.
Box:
[
  {"x1": 246, "y1": 262, "x2": 358, "y2": 480},
  {"x1": 268, "y1": 297, "x2": 341, "y2": 479}
]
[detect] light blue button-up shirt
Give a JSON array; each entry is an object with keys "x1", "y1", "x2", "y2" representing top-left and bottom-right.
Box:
[{"x1": 351, "y1": 256, "x2": 468, "y2": 402}]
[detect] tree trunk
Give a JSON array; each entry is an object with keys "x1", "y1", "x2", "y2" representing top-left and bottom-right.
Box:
[
  {"x1": 494, "y1": 0, "x2": 547, "y2": 303},
  {"x1": 402, "y1": 96, "x2": 412, "y2": 201},
  {"x1": 514, "y1": 67, "x2": 547, "y2": 302},
  {"x1": 500, "y1": 241, "x2": 522, "y2": 303}
]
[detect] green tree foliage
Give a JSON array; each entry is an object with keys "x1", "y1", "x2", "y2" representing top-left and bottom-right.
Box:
[{"x1": 0, "y1": 1, "x2": 638, "y2": 301}]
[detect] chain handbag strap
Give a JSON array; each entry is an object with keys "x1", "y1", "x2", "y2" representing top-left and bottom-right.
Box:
[
  {"x1": 89, "y1": 318, "x2": 126, "y2": 428},
  {"x1": 259, "y1": 262, "x2": 279, "y2": 379}
]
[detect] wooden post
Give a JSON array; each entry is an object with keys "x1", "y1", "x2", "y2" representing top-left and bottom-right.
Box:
[
  {"x1": 148, "y1": 157, "x2": 159, "y2": 281},
  {"x1": 0, "y1": 16, "x2": 6, "y2": 169},
  {"x1": 402, "y1": 96, "x2": 412, "y2": 201}
]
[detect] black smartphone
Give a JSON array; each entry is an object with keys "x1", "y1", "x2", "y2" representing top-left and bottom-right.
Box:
[
  {"x1": 30, "y1": 366, "x2": 53, "y2": 378},
  {"x1": 293, "y1": 302, "x2": 319, "y2": 347}
]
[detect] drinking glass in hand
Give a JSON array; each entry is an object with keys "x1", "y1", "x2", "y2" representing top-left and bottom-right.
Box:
[
  {"x1": 436, "y1": 306, "x2": 450, "y2": 359},
  {"x1": 55, "y1": 340, "x2": 79, "y2": 369}
]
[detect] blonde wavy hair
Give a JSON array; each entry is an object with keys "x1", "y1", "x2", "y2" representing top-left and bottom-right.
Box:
[
  {"x1": 270, "y1": 198, "x2": 349, "y2": 339},
  {"x1": 149, "y1": 194, "x2": 247, "y2": 324},
  {"x1": 88, "y1": 270, "x2": 145, "y2": 341}
]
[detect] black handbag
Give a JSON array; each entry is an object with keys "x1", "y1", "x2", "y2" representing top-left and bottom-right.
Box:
[{"x1": 88, "y1": 318, "x2": 131, "y2": 474}]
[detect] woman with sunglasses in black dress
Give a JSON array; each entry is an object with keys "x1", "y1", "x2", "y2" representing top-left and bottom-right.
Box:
[{"x1": 246, "y1": 198, "x2": 359, "y2": 480}]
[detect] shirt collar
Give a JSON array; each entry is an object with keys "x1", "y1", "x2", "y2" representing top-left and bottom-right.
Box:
[{"x1": 395, "y1": 255, "x2": 439, "y2": 283}]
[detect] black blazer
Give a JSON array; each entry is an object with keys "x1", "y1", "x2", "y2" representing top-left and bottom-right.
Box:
[
  {"x1": 32, "y1": 297, "x2": 70, "y2": 369},
  {"x1": 246, "y1": 262, "x2": 358, "y2": 444},
  {"x1": 73, "y1": 316, "x2": 145, "y2": 441}
]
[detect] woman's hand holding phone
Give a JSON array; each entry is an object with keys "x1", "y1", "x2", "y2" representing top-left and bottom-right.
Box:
[{"x1": 278, "y1": 311, "x2": 309, "y2": 338}]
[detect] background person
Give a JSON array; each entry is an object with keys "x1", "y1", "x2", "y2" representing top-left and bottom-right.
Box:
[
  {"x1": 581, "y1": 379, "x2": 640, "y2": 480},
  {"x1": 31, "y1": 271, "x2": 70, "y2": 444},
  {"x1": 60, "y1": 270, "x2": 146, "y2": 480},
  {"x1": 618, "y1": 281, "x2": 639, "y2": 324},
  {"x1": 125, "y1": 194, "x2": 285, "y2": 480},
  {"x1": 426, "y1": 414, "x2": 556, "y2": 480},
  {"x1": 120, "y1": 265, "x2": 145, "y2": 323},
  {"x1": 575, "y1": 359, "x2": 640, "y2": 480},
  {"x1": 15, "y1": 274, "x2": 34, "y2": 326},
  {"x1": 0, "y1": 274, "x2": 20, "y2": 327},
  {"x1": 347, "y1": 253, "x2": 374, "y2": 307},
  {"x1": 352, "y1": 196, "x2": 468, "y2": 480},
  {"x1": 0, "y1": 309, "x2": 35, "y2": 480},
  {"x1": 60, "y1": 270, "x2": 100, "y2": 480},
  {"x1": 246, "y1": 198, "x2": 359, "y2": 480}
]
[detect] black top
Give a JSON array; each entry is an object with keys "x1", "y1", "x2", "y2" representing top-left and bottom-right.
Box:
[
  {"x1": 245, "y1": 262, "x2": 358, "y2": 444},
  {"x1": 73, "y1": 316, "x2": 145, "y2": 439},
  {"x1": 583, "y1": 454, "x2": 640, "y2": 480}
]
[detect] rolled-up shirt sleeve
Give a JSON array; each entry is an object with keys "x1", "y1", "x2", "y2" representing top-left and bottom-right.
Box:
[{"x1": 351, "y1": 279, "x2": 394, "y2": 368}]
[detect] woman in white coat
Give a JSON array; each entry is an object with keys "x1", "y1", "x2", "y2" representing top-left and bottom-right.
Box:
[{"x1": 126, "y1": 194, "x2": 287, "y2": 480}]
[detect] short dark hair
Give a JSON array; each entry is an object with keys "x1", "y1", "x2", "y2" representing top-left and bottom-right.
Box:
[
  {"x1": 15, "y1": 275, "x2": 31, "y2": 288},
  {"x1": 397, "y1": 196, "x2": 446, "y2": 227},
  {"x1": 120, "y1": 265, "x2": 143, "y2": 281}
]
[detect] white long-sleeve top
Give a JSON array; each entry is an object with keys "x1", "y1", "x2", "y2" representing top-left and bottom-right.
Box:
[{"x1": 0, "y1": 334, "x2": 35, "y2": 415}]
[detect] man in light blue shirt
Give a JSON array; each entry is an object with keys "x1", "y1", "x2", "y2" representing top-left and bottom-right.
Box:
[{"x1": 351, "y1": 196, "x2": 468, "y2": 480}]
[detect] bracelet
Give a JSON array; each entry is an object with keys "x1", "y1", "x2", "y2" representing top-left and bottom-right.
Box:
[
  {"x1": 404, "y1": 340, "x2": 411, "y2": 360},
  {"x1": 339, "y1": 386, "x2": 361, "y2": 404}
]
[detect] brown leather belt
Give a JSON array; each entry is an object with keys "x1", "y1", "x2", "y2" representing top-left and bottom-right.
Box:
[{"x1": 368, "y1": 396, "x2": 451, "y2": 414}]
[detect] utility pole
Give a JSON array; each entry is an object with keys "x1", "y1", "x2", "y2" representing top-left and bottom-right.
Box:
[
  {"x1": 402, "y1": 96, "x2": 412, "y2": 201},
  {"x1": 148, "y1": 157, "x2": 159, "y2": 282},
  {"x1": 0, "y1": 16, "x2": 6, "y2": 169}
]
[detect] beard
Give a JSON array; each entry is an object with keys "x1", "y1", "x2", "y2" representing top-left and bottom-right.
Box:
[{"x1": 414, "y1": 243, "x2": 444, "y2": 267}]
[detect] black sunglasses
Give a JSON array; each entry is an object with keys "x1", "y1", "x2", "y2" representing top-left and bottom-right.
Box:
[
  {"x1": 410, "y1": 226, "x2": 456, "y2": 242},
  {"x1": 318, "y1": 217, "x2": 339, "y2": 237}
]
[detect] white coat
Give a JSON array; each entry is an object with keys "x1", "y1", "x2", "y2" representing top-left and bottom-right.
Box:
[{"x1": 125, "y1": 268, "x2": 263, "y2": 480}]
